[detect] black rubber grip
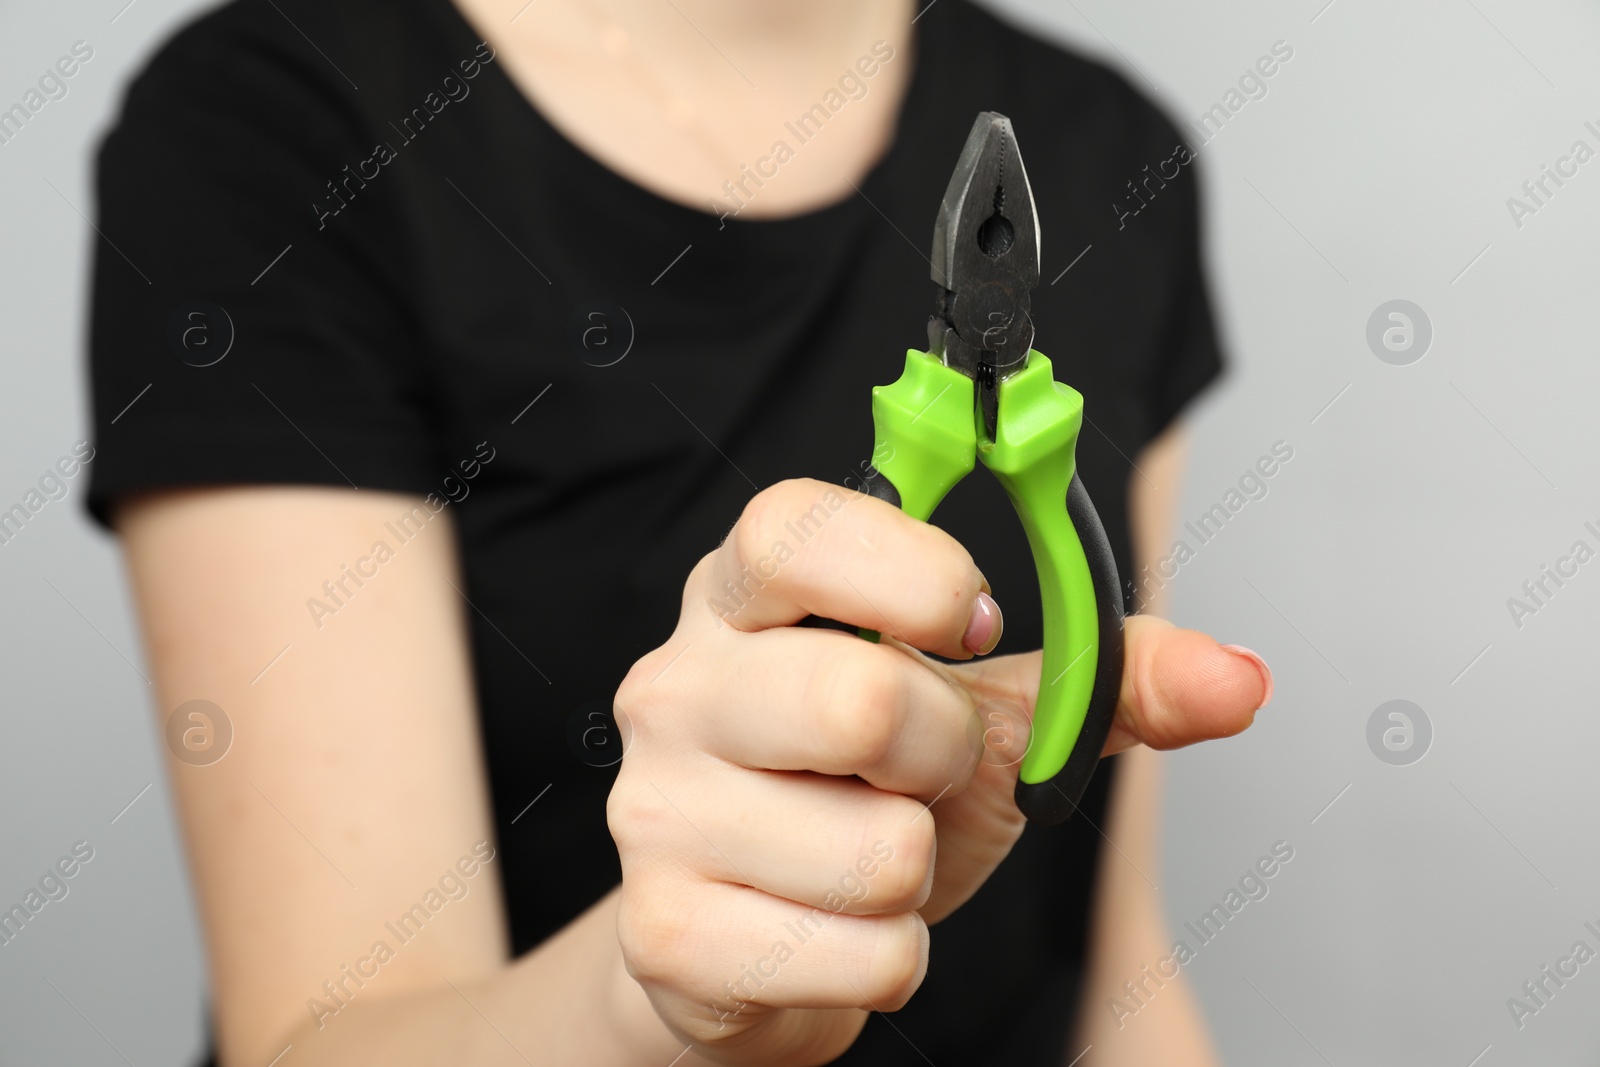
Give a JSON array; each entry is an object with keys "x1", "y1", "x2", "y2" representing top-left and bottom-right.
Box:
[
  {"x1": 860, "y1": 463, "x2": 902, "y2": 508},
  {"x1": 1013, "y1": 472, "x2": 1126, "y2": 825}
]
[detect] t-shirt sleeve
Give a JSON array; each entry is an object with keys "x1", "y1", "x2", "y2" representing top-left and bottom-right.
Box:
[
  {"x1": 84, "y1": 10, "x2": 441, "y2": 529},
  {"x1": 1141, "y1": 119, "x2": 1225, "y2": 439}
]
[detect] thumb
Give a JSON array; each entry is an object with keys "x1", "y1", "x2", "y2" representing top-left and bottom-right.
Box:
[
  {"x1": 904, "y1": 617, "x2": 1269, "y2": 924},
  {"x1": 950, "y1": 613, "x2": 1270, "y2": 758},
  {"x1": 1106, "y1": 615, "x2": 1270, "y2": 754}
]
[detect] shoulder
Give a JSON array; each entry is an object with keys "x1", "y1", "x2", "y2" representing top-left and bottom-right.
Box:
[
  {"x1": 962, "y1": 2, "x2": 1179, "y2": 132},
  {"x1": 93, "y1": 0, "x2": 481, "y2": 251},
  {"x1": 103, "y1": 0, "x2": 442, "y2": 157},
  {"x1": 117, "y1": 1, "x2": 357, "y2": 107}
]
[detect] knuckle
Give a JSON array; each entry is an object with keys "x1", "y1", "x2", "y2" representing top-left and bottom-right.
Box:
[
  {"x1": 921, "y1": 536, "x2": 981, "y2": 631},
  {"x1": 682, "y1": 550, "x2": 721, "y2": 615},
  {"x1": 732, "y1": 479, "x2": 835, "y2": 595},
  {"x1": 613, "y1": 662, "x2": 651, "y2": 725},
  {"x1": 813, "y1": 647, "x2": 903, "y2": 770},
  {"x1": 861, "y1": 912, "x2": 929, "y2": 1009},
  {"x1": 732, "y1": 482, "x2": 792, "y2": 566},
  {"x1": 721, "y1": 487, "x2": 794, "y2": 612},
  {"x1": 863, "y1": 806, "x2": 936, "y2": 912},
  {"x1": 928, "y1": 528, "x2": 979, "y2": 588},
  {"x1": 615, "y1": 882, "x2": 694, "y2": 988},
  {"x1": 1127, "y1": 637, "x2": 1179, "y2": 748},
  {"x1": 616, "y1": 646, "x2": 657, "y2": 700},
  {"x1": 605, "y1": 778, "x2": 671, "y2": 855},
  {"x1": 614, "y1": 642, "x2": 687, "y2": 737}
]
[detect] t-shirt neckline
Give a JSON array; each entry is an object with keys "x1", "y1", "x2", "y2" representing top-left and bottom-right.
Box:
[{"x1": 430, "y1": 0, "x2": 940, "y2": 241}]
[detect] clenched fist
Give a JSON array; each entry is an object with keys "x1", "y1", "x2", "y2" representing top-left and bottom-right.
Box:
[{"x1": 607, "y1": 479, "x2": 1269, "y2": 1065}]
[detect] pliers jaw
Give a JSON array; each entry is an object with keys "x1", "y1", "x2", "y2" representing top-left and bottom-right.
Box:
[{"x1": 926, "y1": 112, "x2": 1042, "y2": 438}]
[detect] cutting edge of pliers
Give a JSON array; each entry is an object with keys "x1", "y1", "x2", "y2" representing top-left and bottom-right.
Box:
[{"x1": 860, "y1": 111, "x2": 1125, "y2": 826}]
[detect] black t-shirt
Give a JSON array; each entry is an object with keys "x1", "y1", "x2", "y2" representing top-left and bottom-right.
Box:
[{"x1": 86, "y1": 1, "x2": 1221, "y2": 1062}]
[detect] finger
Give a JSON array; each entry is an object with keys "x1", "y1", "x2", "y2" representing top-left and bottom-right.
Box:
[
  {"x1": 647, "y1": 624, "x2": 983, "y2": 800},
  {"x1": 693, "y1": 478, "x2": 997, "y2": 659},
  {"x1": 616, "y1": 875, "x2": 930, "y2": 1016},
  {"x1": 1109, "y1": 615, "x2": 1270, "y2": 753},
  {"x1": 615, "y1": 763, "x2": 937, "y2": 916}
]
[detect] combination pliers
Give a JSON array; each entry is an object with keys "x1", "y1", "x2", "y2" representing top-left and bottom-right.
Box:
[{"x1": 861, "y1": 112, "x2": 1124, "y2": 825}]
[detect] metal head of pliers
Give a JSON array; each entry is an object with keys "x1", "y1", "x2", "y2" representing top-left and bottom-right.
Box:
[{"x1": 926, "y1": 111, "x2": 1041, "y2": 439}]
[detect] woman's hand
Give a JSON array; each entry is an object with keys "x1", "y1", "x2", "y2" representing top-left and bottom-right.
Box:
[{"x1": 607, "y1": 479, "x2": 1269, "y2": 1066}]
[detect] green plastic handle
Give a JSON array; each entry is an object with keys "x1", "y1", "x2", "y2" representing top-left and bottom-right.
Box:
[
  {"x1": 867, "y1": 349, "x2": 977, "y2": 522},
  {"x1": 976, "y1": 353, "x2": 1098, "y2": 786},
  {"x1": 857, "y1": 351, "x2": 976, "y2": 645},
  {"x1": 864, "y1": 349, "x2": 1122, "y2": 824}
]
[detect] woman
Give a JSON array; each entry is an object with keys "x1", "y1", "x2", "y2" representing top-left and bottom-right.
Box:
[{"x1": 87, "y1": 0, "x2": 1268, "y2": 1063}]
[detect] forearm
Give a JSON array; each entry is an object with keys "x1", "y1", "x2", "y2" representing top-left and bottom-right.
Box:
[
  {"x1": 250, "y1": 887, "x2": 705, "y2": 1067},
  {"x1": 1076, "y1": 427, "x2": 1220, "y2": 1063},
  {"x1": 1072, "y1": 749, "x2": 1218, "y2": 1066},
  {"x1": 112, "y1": 489, "x2": 711, "y2": 1067}
]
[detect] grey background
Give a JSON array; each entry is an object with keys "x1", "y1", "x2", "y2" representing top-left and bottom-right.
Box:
[{"x1": 1, "y1": 0, "x2": 1595, "y2": 1064}]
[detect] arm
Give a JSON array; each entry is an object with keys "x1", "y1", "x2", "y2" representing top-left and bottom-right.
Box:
[
  {"x1": 116, "y1": 486, "x2": 693, "y2": 1067},
  {"x1": 1073, "y1": 426, "x2": 1223, "y2": 1064},
  {"x1": 118, "y1": 478, "x2": 1262, "y2": 1067}
]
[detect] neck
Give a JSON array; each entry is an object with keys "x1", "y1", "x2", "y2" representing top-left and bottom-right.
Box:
[
  {"x1": 656, "y1": 0, "x2": 884, "y2": 43},
  {"x1": 585, "y1": 0, "x2": 904, "y2": 72}
]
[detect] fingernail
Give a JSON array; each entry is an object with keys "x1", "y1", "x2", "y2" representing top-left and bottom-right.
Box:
[
  {"x1": 1222, "y1": 644, "x2": 1273, "y2": 710},
  {"x1": 964, "y1": 592, "x2": 1003, "y2": 655}
]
